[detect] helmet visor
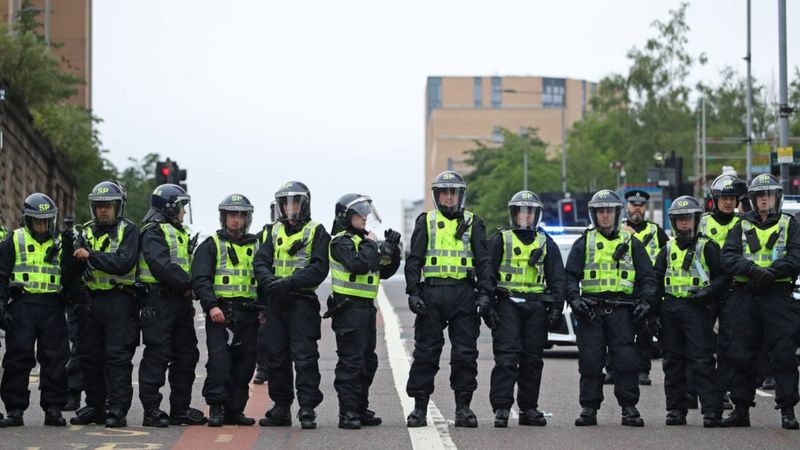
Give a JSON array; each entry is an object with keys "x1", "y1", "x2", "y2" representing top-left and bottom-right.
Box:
[
  {"x1": 669, "y1": 213, "x2": 699, "y2": 239},
  {"x1": 590, "y1": 206, "x2": 621, "y2": 234},
  {"x1": 509, "y1": 205, "x2": 541, "y2": 230},
  {"x1": 348, "y1": 196, "x2": 382, "y2": 229},
  {"x1": 748, "y1": 189, "x2": 782, "y2": 216},
  {"x1": 433, "y1": 187, "x2": 465, "y2": 215},
  {"x1": 278, "y1": 194, "x2": 308, "y2": 221}
]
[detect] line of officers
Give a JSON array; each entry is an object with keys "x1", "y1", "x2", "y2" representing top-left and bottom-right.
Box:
[{"x1": 0, "y1": 168, "x2": 796, "y2": 432}]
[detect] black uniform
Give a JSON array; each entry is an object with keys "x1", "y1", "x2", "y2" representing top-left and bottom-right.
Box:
[
  {"x1": 720, "y1": 213, "x2": 800, "y2": 412},
  {"x1": 253, "y1": 220, "x2": 330, "y2": 409},
  {"x1": 565, "y1": 232, "x2": 657, "y2": 409},
  {"x1": 74, "y1": 219, "x2": 140, "y2": 416},
  {"x1": 404, "y1": 212, "x2": 493, "y2": 397},
  {"x1": 329, "y1": 230, "x2": 400, "y2": 415},
  {"x1": 0, "y1": 232, "x2": 82, "y2": 414},
  {"x1": 488, "y1": 229, "x2": 565, "y2": 412},
  {"x1": 192, "y1": 231, "x2": 260, "y2": 415},
  {"x1": 653, "y1": 237, "x2": 727, "y2": 415},
  {"x1": 137, "y1": 222, "x2": 200, "y2": 414},
  {"x1": 255, "y1": 224, "x2": 274, "y2": 379}
]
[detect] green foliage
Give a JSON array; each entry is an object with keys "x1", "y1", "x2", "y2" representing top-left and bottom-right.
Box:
[{"x1": 117, "y1": 154, "x2": 161, "y2": 224}]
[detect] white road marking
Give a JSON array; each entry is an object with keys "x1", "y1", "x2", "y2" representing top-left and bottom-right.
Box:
[
  {"x1": 756, "y1": 389, "x2": 774, "y2": 398},
  {"x1": 376, "y1": 285, "x2": 457, "y2": 450}
]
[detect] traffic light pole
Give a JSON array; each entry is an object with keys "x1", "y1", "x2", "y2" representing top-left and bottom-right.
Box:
[{"x1": 778, "y1": 0, "x2": 791, "y2": 193}]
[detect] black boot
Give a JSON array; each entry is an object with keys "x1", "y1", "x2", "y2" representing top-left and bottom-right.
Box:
[
  {"x1": 62, "y1": 390, "x2": 81, "y2": 412},
  {"x1": 621, "y1": 406, "x2": 644, "y2": 427},
  {"x1": 208, "y1": 404, "x2": 224, "y2": 427},
  {"x1": 702, "y1": 411, "x2": 724, "y2": 428},
  {"x1": 44, "y1": 406, "x2": 66, "y2": 427},
  {"x1": 142, "y1": 407, "x2": 170, "y2": 428},
  {"x1": 224, "y1": 411, "x2": 256, "y2": 426},
  {"x1": 781, "y1": 407, "x2": 799, "y2": 430},
  {"x1": 338, "y1": 411, "x2": 362, "y2": 430},
  {"x1": 105, "y1": 408, "x2": 127, "y2": 428},
  {"x1": 519, "y1": 408, "x2": 547, "y2": 426},
  {"x1": 2, "y1": 410, "x2": 23, "y2": 427},
  {"x1": 638, "y1": 372, "x2": 652, "y2": 386},
  {"x1": 454, "y1": 392, "x2": 477, "y2": 428},
  {"x1": 360, "y1": 409, "x2": 382, "y2": 426},
  {"x1": 722, "y1": 405, "x2": 750, "y2": 427},
  {"x1": 253, "y1": 367, "x2": 268, "y2": 385},
  {"x1": 298, "y1": 407, "x2": 316, "y2": 429},
  {"x1": 259, "y1": 403, "x2": 292, "y2": 427},
  {"x1": 0, "y1": 412, "x2": 4, "y2": 428},
  {"x1": 407, "y1": 395, "x2": 428, "y2": 427},
  {"x1": 684, "y1": 392, "x2": 699, "y2": 410},
  {"x1": 170, "y1": 407, "x2": 207, "y2": 426},
  {"x1": 574, "y1": 407, "x2": 597, "y2": 426},
  {"x1": 665, "y1": 409, "x2": 687, "y2": 426},
  {"x1": 494, "y1": 409, "x2": 509, "y2": 428},
  {"x1": 70, "y1": 405, "x2": 106, "y2": 425}
]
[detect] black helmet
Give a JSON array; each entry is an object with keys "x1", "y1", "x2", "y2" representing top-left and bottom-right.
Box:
[
  {"x1": 432, "y1": 170, "x2": 467, "y2": 215},
  {"x1": 588, "y1": 189, "x2": 623, "y2": 234},
  {"x1": 668, "y1": 196, "x2": 703, "y2": 240},
  {"x1": 22, "y1": 193, "x2": 58, "y2": 240},
  {"x1": 709, "y1": 174, "x2": 747, "y2": 212},
  {"x1": 507, "y1": 190, "x2": 543, "y2": 231},
  {"x1": 334, "y1": 193, "x2": 381, "y2": 232},
  {"x1": 218, "y1": 193, "x2": 254, "y2": 235},
  {"x1": 88, "y1": 180, "x2": 127, "y2": 223},
  {"x1": 748, "y1": 173, "x2": 783, "y2": 216},
  {"x1": 275, "y1": 181, "x2": 311, "y2": 222},
  {"x1": 269, "y1": 200, "x2": 281, "y2": 224},
  {"x1": 144, "y1": 184, "x2": 190, "y2": 223}
]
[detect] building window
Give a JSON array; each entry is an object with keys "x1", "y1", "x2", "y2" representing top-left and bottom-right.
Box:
[
  {"x1": 542, "y1": 77, "x2": 565, "y2": 108},
  {"x1": 491, "y1": 76, "x2": 502, "y2": 108},
  {"x1": 474, "y1": 77, "x2": 482, "y2": 107},
  {"x1": 492, "y1": 126, "x2": 504, "y2": 143},
  {"x1": 427, "y1": 77, "x2": 442, "y2": 119},
  {"x1": 519, "y1": 126, "x2": 528, "y2": 137}
]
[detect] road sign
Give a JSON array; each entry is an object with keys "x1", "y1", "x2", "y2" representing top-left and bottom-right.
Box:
[{"x1": 777, "y1": 146, "x2": 794, "y2": 164}]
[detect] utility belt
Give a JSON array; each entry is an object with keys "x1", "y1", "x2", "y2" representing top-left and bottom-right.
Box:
[
  {"x1": 217, "y1": 298, "x2": 265, "y2": 313},
  {"x1": 732, "y1": 281, "x2": 795, "y2": 291},
  {"x1": 88, "y1": 282, "x2": 137, "y2": 298},
  {"x1": 506, "y1": 291, "x2": 555, "y2": 303},
  {"x1": 424, "y1": 277, "x2": 469, "y2": 287},
  {"x1": 583, "y1": 296, "x2": 637, "y2": 317},
  {"x1": 15, "y1": 292, "x2": 64, "y2": 306}
]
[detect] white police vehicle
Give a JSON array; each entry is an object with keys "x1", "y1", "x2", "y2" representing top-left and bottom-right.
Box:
[{"x1": 541, "y1": 225, "x2": 585, "y2": 348}]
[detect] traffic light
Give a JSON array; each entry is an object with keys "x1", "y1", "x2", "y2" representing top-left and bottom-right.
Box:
[
  {"x1": 154, "y1": 159, "x2": 188, "y2": 191},
  {"x1": 558, "y1": 198, "x2": 578, "y2": 226},
  {"x1": 705, "y1": 196, "x2": 714, "y2": 212},
  {"x1": 171, "y1": 160, "x2": 188, "y2": 192}
]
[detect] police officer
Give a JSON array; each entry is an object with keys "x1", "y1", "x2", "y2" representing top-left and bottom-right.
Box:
[
  {"x1": 565, "y1": 189, "x2": 656, "y2": 427},
  {"x1": 192, "y1": 194, "x2": 260, "y2": 427},
  {"x1": 654, "y1": 196, "x2": 726, "y2": 427},
  {"x1": 404, "y1": 171, "x2": 493, "y2": 428},
  {"x1": 254, "y1": 181, "x2": 330, "y2": 429},
  {"x1": 0, "y1": 193, "x2": 82, "y2": 427},
  {"x1": 253, "y1": 200, "x2": 279, "y2": 386},
  {"x1": 61, "y1": 214, "x2": 84, "y2": 413},
  {"x1": 721, "y1": 173, "x2": 800, "y2": 429},
  {"x1": 327, "y1": 194, "x2": 401, "y2": 429},
  {"x1": 69, "y1": 181, "x2": 140, "y2": 428},
  {"x1": 138, "y1": 184, "x2": 207, "y2": 427},
  {"x1": 489, "y1": 191, "x2": 565, "y2": 428}
]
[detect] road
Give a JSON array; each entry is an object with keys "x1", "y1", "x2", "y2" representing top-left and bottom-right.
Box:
[{"x1": 1, "y1": 277, "x2": 799, "y2": 449}]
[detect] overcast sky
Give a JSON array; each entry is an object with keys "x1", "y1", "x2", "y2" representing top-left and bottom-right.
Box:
[{"x1": 93, "y1": 0, "x2": 799, "y2": 235}]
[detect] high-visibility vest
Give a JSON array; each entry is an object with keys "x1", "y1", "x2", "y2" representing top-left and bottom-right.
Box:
[
  {"x1": 632, "y1": 222, "x2": 661, "y2": 263},
  {"x1": 84, "y1": 221, "x2": 136, "y2": 290},
  {"x1": 423, "y1": 210, "x2": 474, "y2": 279},
  {"x1": 329, "y1": 231, "x2": 380, "y2": 299},
  {"x1": 138, "y1": 223, "x2": 191, "y2": 284},
  {"x1": 582, "y1": 229, "x2": 636, "y2": 295},
  {"x1": 271, "y1": 220, "x2": 319, "y2": 290},
  {"x1": 663, "y1": 238, "x2": 710, "y2": 298},
  {"x1": 698, "y1": 213, "x2": 740, "y2": 249},
  {"x1": 734, "y1": 215, "x2": 792, "y2": 283},
  {"x1": 497, "y1": 229, "x2": 547, "y2": 293},
  {"x1": 10, "y1": 228, "x2": 61, "y2": 294},
  {"x1": 211, "y1": 235, "x2": 258, "y2": 299}
]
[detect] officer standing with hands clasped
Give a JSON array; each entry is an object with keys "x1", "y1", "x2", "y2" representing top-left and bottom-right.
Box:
[
  {"x1": 404, "y1": 171, "x2": 494, "y2": 429},
  {"x1": 489, "y1": 191, "x2": 565, "y2": 428},
  {"x1": 654, "y1": 196, "x2": 726, "y2": 427},
  {"x1": 137, "y1": 184, "x2": 207, "y2": 427},
  {"x1": 565, "y1": 189, "x2": 657, "y2": 427},
  {"x1": 721, "y1": 173, "x2": 800, "y2": 429},
  {"x1": 254, "y1": 181, "x2": 330, "y2": 430},
  {"x1": 192, "y1": 194, "x2": 260, "y2": 427},
  {"x1": 326, "y1": 194, "x2": 401, "y2": 429}
]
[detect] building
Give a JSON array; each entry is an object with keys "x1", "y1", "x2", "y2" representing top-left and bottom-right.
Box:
[
  {"x1": 2, "y1": 0, "x2": 92, "y2": 108},
  {"x1": 425, "y1": 75, "x2": 595, "y2": 209},
  {"x1": 400, "y1": 198, "x2": 424, "y2": 257}
]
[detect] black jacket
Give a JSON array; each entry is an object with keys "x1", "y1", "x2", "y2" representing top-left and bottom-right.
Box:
[
  {"x1": 253, "y1": 219, "x2": 331, "y2": 293},
  {"x1": 140, "y1": 221, "x2": 192, "y2": 291},
  {"x1": 78, "y1": 219, "x2": 140, "y2": 283},
  {"x1": 192, "y1": 230, "x2": 259, "y2": 313},
  {"x1": 653, "y1": 237, "x2": 730, "y2": 301},
  {"x1": 330, "y1": 230, "x2": 401, "y2": 283},
  {"x1": 721, "y1": 212, "x2": 800, "y2": 281},
  {"x1": 626, "y1": 219, "x2": 669, "y2": 249}
]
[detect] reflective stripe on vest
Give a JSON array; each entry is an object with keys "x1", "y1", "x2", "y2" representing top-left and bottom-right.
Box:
[
  {"x1": 735, "y1": 215, "x2": 792, "y2": 283},
  {"x1": 271, "y1": 221, "x2": 319, "y2": 289},
  {"x1": 85, "y1": 221, "x2": 136, "y2": 290},
  {"x1": 212, "y1": 235, "x2": 258, "y2": 299},
  {"x1": 664, "y1": 239, "x2": 710, "y2": 298},
  {"x1": 10, "y1": 228, "x2": 61, "y2": 294},
  {"x1": 329, "y1": 231, "x2": 380, "y2": 299},
  {"x1": 633, "y1": 222, "x2": 660, "y2": 263},
  {"x1": 497, "y1": 229, "x2": 547, "y2": 293},
  {"x1": 138, "y1": 223, "x2": 191, "y2": 283},
  {"x1": 423, "y1": 210, "x2": 474, "y2": 279},
  {"x1": 698, "y1": 213, "x2": 740, "y2": 249},
  {"x1": 582, "y1": 230, "x2": 636, "y2": 294}
]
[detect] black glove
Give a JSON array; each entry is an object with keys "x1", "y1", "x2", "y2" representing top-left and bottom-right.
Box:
[
  {"x1": 475, "y1": 293, "x2": 498, "y2": 329},
  {"x1": 632, "y1": 302, "x2": 651, "y2": 323},
  {"x1": 408, "y1": 295, "x2": 426, "y2": 316},
  {"x1": 749, "y1": 266, "x2": 775, "y2": 290},
  {"x1": 547, "y1": 307, "x2": 563, "y2": 332},
  {"x1": 0, "y1": 303, "x2": 13, "y2": 332},
  {"x1": 687, "y1": 286, "x2": 714, "y2": 303},
  {"x1": 381, "y1": 229, "x2": 401, "y2": 256},
  {"x1": 265, "y1": 277, "x2": 294, "y2": 298},
  {"x1": 494, "y1": 287, "x2": 511, "y2": 301},
  {"x1": 569, "y1": 297, "x2": 592, "y2": 319}
]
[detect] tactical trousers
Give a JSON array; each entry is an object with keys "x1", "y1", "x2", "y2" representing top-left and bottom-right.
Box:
[
  {"x1": 265, "y1": 293, "x2": 323, "y2": 408},
  {"x1": 331, "y1": 298, "x2": 378, "y2": 415},
  {"x1": 719, "y1": 284, "x2": 800, "y2": 409},
  {"x1": 576, "y1": 306, "x2": 639, "y2": 409},
  {"x1": 138, "y1": 291, "x2": 199, "y2": 412},
  {"x1": 659, "y1": 296, "x2": 723, "y2": 414},
  {"x1": 202, "y1": 302, "x2": 258, "y2": 413},
  {"x1": 489, "y1": 297, "x2": 548, "y2": 411},
  {"x1": 256, "y1": 319, "x2": 269, "y2": 370},
  {"x1": 65, "y1": 305, "x2": 83, "y2": 393},
  {"x1": 1, "y1": 297, "x2": 68, "y2": 411},
  {"x1": 77, "y1": 289, "x2": 139, "y2": 413},
  {"x1": 406, "y1": 281, "x2": 479, "y2": 397}
]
